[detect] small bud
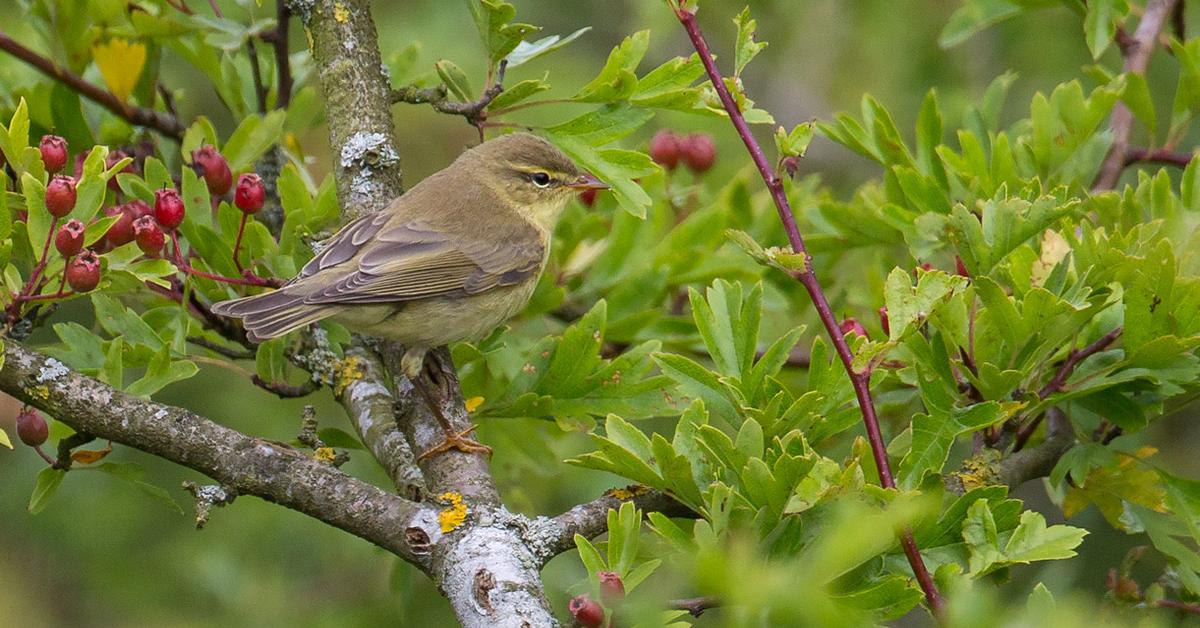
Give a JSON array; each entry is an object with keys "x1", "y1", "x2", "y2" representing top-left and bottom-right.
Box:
[
  {"x1": 192, "y1": 145, "x2": 233, "y2": 196},
  {"x1": 1114, "y1": 576, "x2": 1141, "y2": 602},
  {"x1": 839, "y1": 317, "x2": 867, "y2": 339},
  {"x1": 597, "y1": 571, "x2": 625, "y2": 606},
  {"x1": 65, "y1": 250, "x2": 101, "y2": 292},
  {"x1": 681, "y1": 133, "x2": 716, "y2": 173},
  {"x1": 55, "y1": 219, "x2": 86, "y2": 257},
  {"x1": 649, "y1": 130, "x2": 681, "y2": 171},
  {"x1": 39, "y1": 135, "x2": 68, "y2": 173},
  {"x1": 234, "y1": 173, "x2": 266, "y2": 214},
  {"x1": 133, "y1": 216, "x2": 164, "y2": 256},
  {"x1": 782, "y1": 155, "x2": 801, "y2": 179},
  {"x1": 105, "y1": 150, "x2": 135, "y2": 191},
  {"x1": 878, "y1": 307, "x2": 890, "y2": 336},
  {"x1": 16, "y1": 407, "x2": 48, "y2": 447},
  {"x1": 955, "y1": 255, "x2": 970, "y2": 278},
  {"x1": 914, "y1": 262, "x2": 934, "y2": 277},
  {"x1": 44, "y1": 175, "x2": 77, "y2": 218},
  {"x1": 579, "y1": 187, "x2": 598, "y2": 208},
  {"x1": 154, "y1": 188, "x2": 186, "y2": 230},
  {"x1": 104, "y1": 204, "x2": 137, "y2": 247},
  {"x1": 568, "y1": 595, "x2": 604, "y2": 628}
]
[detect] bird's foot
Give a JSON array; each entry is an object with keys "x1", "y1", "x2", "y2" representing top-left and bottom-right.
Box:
[{"x1": 417, "y1": 425, "x2": 492, "y2": 461}]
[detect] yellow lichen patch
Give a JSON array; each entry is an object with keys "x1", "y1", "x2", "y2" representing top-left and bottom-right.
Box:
[
  {"x1": 464, "y1": 396, "x2": 485, "y2": 413},
  {"x1": 333, "y1": 3, "x2": 350, "y2": 23},
  {"x1": 332, "y1": 356, "x2": 365, "y2": 396},
  {"x1": 437, "y1": 492, "x2": 468, "y2": 533},
  {"x1": 604, "y1": 484, "x2": 650, "y2": 501},
  {"x1": 314, "y1": 447, "x2": 337, "y2": 463},
  {"x1": 952, "y1": 449, "x2": 1003, "y2": 492},
  {"x1": 28, "y1": 385, "x2": 49, "y2": 401}
]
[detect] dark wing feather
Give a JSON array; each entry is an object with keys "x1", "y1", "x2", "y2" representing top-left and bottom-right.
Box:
[{"x1": 298, "y1": 218, "x2": 545, "y2": 305}]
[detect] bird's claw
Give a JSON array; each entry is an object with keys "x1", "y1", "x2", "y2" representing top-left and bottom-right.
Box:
[{"x1": 417, "y1": 425, "x2": 492, "y2": 461}]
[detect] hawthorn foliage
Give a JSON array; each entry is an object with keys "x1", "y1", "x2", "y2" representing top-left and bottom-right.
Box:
[{"x1": 2, "y1": 0, "x2": 1200, "y2": 625}]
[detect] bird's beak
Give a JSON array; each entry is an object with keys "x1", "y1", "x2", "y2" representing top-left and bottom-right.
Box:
[{"x1": 567, "y1": 173, "x2": 609, "y2": 190}]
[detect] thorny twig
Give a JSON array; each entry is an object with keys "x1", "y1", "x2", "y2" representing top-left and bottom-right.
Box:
[{"x1": 391, "y1": 60, "x2": 509, "y2": 140}]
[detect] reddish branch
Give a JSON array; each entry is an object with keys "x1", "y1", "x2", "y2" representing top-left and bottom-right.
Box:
[
  {"x1": 670, "y1": 596, "x2": 719, "y2": 618},
  {"x1": 1159, "y1": 598, "x2": 1200, "y2": 615},
  {"x1": 1124, "y1": 147, "x2": 1192, "y2": 168},
  {"x1": 0, "y1": 32, "x2": 185, "y2": 140},
  {"x1": 1092, "y1": 0, "x2": 1179, "y2": 191},
  {"x1": 668, "y1": 3, "x2": 944, "y2": 616},
  {"x1": 1013, "y1": 328, "x2": 1123, "y2": 451}
]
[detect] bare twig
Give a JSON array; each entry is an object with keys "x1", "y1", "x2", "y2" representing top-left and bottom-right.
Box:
[
  {"x1": 274, "y1": 0, "x2": 293, "y2": 109},
  {"x1": 182, "y1": 481, "x2": 237, "y2": 529},
  {"x1": 1092, "y1": 0, "x2": 1179, "y2": 191},
  {"x1": 251, "y1": 374, "x2": 320, "y2": 398},
  {"x1": 0, "y1": 32, "x2": 185, "y2": 140},
  {"x1": 246, "y1": 41, "x2": 268, "y2": 114},
  {"x1": 391, "y1": 60, "x2": 508, "y2": 139},
  {"x1": 1124, "y1": 147, "x2": 1192, "y2": 168},
  {"x1": 668, "y1": 3, "x2": 944, "y2": 616},
  {"x1": 187, "y1": 336, "x2": 255, "y2": 360},
  {"x1": 536, "y1": 487, "x2": 698, "y2": 564},
  {"x1": 670, "y1": 596, "x2": 720, "y2": 618}
]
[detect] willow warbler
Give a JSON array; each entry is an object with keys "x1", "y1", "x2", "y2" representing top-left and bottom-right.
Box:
[{"x1": 212, "y1": 133, "x2": 606, "y2": 456}]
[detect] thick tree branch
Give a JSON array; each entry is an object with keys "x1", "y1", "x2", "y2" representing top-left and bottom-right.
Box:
[
  {"x1": 1092, "y1": 0, "x2": 1179, "y2": 191},
  {"x1": 669, "y1": 4, "x2": 944, "y2": 616},
  {"x1": 0, "y1": 32, "x2": 185, "y2": 140},
  {"x1": 0, "y1": 337, "x2": 437, "y2": 567},
  {"x1": 670, "y1": 596, "x2": 720, "y2": 618}
]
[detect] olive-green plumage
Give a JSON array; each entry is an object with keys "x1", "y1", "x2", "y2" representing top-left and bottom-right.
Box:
[{"x1": 211, "y1": 133, "x2": 604, "y2": 378}]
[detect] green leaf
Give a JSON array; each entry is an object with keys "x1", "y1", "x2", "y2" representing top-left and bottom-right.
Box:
[
  {"x1": 574, "y1": 534, "x2": 607, "y2": 574},
  {"x1": 435, "y1": 59, "x2": 475, "y2": 101},
  {"x1": 504, "y1": 27, "x2": 589, "y2": 68},
  {"x1": 547, "y1": 108, "x2": 657, "y2": 217},
  {"x1": 733, "y1": 7, "x2": 767, "y2": 76},
  {"x1": 940, "y1": 0, "x2": 1024, "y2": 48},
  {"x1": 1083, "y1": 0, "x2": 1128, "y2": 60},
  {"x1": 573, "y1": 30, "x2": 649, "y2": 102},
  {"x1": 221, "y1": 110, "x2": 286, "y2": 171},
  {"x1": 883, "y1": 268, "x2": 968, "y2": 341},
  {"x1": 95, "y1": 462, "x2": 184, "y2": 514},
  {"x1": 125, "y1": 344, "x2": 198, "y2": 397},
  {"x1": 29, "y1": 467, "x2": 66, "y2": 514},
  {"x1": 486, "y1": 76, "x2": 550, "y2": 111},
  {"x1": 463, "y1": 0, "x2": 539, "y2": 64}
]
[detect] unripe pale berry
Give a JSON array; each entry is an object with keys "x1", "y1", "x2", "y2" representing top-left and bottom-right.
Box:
[
  {"x1": 16, "y1": 407, "x2": 48, "y2": 447},
  {"x1": 44, "y1": 175, "x2": 77, "y2": 218},
  {"x1": 597, "y1": 571, "x2": 625, "y2": 606},
  {"x1": 234, "y1": 173, "x2": 265, "y2": 214},
  {"x1": 39, "y1": 135, "x2": 68, "y2": 173},
  {"x1": 840, "y1": 317, "x2": 867, "y2": 338},
  {"x1": 681, "y1": 133, "x2": 716, "y2": 173},
  {"x1": 193, "y1": 145, "x2": 233, "y2": 196},
  {"x1": 133, "y1": 215, "x2": 165, "y2": 256},
  {"x1": 55, "y1": 219, "x2": 86, "y2": 257},
  {"x1": 65, "y1": 250, "x2": 101, "y2": 292},
  {"x1": 154, "y1": 188, "x2": 186, "y2": 230},
  {"x1": 649, "y1": 130, "x2": 681, "y2": 170},
  {"x1": 568, "y1": 595, "x2": 604, "y2": 628}
]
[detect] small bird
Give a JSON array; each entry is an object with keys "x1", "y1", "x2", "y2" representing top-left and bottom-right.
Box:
[{"x1": 212, "y1": 133, "x2": 607, "y2": 457}]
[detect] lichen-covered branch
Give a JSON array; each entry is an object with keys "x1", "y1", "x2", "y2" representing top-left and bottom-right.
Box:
[
  {"x1": 946, "y1": 408, "x2": 1075, "y2": 495},
  {"x1": 0, "y1": 338, "x2": 437, "y2": 568}
]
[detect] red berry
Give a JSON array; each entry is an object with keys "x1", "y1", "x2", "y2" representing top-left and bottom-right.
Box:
[
  {"x1": 234, "y1": 173, "x2": 266, "y2": 214},
  {"x1": 44, "y1": 175, "x2": 77, "y2": 218},
  {"x1": 649, "y1": 130, "x2": 681, "y2": 171},
  {"x1": 104, "y1": 204, "x2": 137, "y2": 247},
  {"x1": 597, "y1": 571, "x2": 625, "y2": 605},
  {"x1": 105, "y1": 150, "x2": 135, "y2": 191},
  {"x1": 192, "y1": 145, "x2": 232, "y2": 196},
  {"x1": 55, "y1": 219, "x2": 86, "y2": 258},
  {"x1": 568, "y1": 595, "x2": 604, "y2": 628},
  {"x1": 16, "y1": 407, "x2": 48, "y2": 447},
  {"x1": 579, "y1": 187, "x2": 597, "y2": 207},
  {"x1": 39, "y1": 135, "x2": 68, "y2": 173},
  {"x1": 154, "y1": 188, "x2": 186, "y2": 230},
  {"x1": 878, "y1": 307, "x2": 891, "y2": 336},
  {"x1": 955, "y1": 255, "x2": 970, "y2": 278},
  {"x1": 65, "y1": 250, "x2": 101, "y2": 292},
  {"x1": 133, "y1": 216, "x2": 164, "y2": 256},
  {"x1": 681, "y1": 133, "x2": 716, "y2": 173},
  {"x1": 840, "y1": 317, "x2": 867, "y2": 339}
]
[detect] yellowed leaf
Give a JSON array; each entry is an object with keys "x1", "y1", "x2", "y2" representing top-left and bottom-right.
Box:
[
  {"x1": 92, "y1": 38, "x2": 147, "y2": 102},
  {"x1": 71, "y1": 442, "x2": 114, "y2": 464},
  {"x1": 0, "y1": 426, "x2": 11, "y2": 449},
  {"x1": 1032, "y1": 229, "x2": 1070, "y2": 287},
  {"x1": 1063, "y1": 446, "x2": 1165, "y2": 529}
]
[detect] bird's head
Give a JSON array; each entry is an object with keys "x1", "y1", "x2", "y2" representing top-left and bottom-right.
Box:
[{"x1": 466, "y1": 133, "x2": 607, "y2": 229}]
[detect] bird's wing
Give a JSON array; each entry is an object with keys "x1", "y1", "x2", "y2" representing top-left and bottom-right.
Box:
[{"x1": 296, "y1": 218, "x2": 545, "y2": 305}]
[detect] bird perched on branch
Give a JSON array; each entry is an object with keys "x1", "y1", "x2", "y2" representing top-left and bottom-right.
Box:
[{"x1": 213, "y1": 133, "x2": 607, "y2": 458}]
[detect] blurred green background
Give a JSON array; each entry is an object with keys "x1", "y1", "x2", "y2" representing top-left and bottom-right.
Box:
[{"x1": 2, "y1": 1, "x2": 1199, "y2": 626}]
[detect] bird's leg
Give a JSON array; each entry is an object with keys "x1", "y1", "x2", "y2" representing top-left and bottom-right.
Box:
[{"x1": 403, "y1": 348, "x2": 491, "y2": 460}]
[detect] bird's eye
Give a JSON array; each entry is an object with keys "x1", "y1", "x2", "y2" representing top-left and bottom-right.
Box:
[{"x1": 530, "y1": 172, "x2": 552, "y2": 188}]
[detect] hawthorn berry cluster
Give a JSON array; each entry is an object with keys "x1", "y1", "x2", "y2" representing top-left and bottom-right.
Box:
[
  {"x1": 12, "y1": 135, "x2": 273, "y2": 316},
  {"x1": 649, "y1": 129, "x2": 717, "y2": 174}
]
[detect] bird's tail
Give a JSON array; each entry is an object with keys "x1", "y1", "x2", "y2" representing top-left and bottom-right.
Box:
[{"x1": 211, "y1": 289, "x2": 336, "y2": 343}]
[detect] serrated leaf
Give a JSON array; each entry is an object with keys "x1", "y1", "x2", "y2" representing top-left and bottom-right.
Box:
[
  {"x1": 29, "y1": 467, "x2": 66, "y2": 514},
  {"x1": 733, "y1": 7, "x2": 767, "y2": 76}
]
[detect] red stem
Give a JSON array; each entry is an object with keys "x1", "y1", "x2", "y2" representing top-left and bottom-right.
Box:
[
  {"x1": 170, "y1": 230, "x2": 277, "y2": 288},
  {"x1": 24, "y1": 216, "x2": 59, "y2": 297},
  {"x1": 33, "y1": 444, "x2": 56, "y2": 466},
  {"x1": 232, "y1": 212, "x2": 249, "y2": 272},
  {"x1": 671, "y1": 4, "x2": 944, "y2": 616},
  {"x1": 1158, "y1": 598, "x2": 1200, "y2": 615}
]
